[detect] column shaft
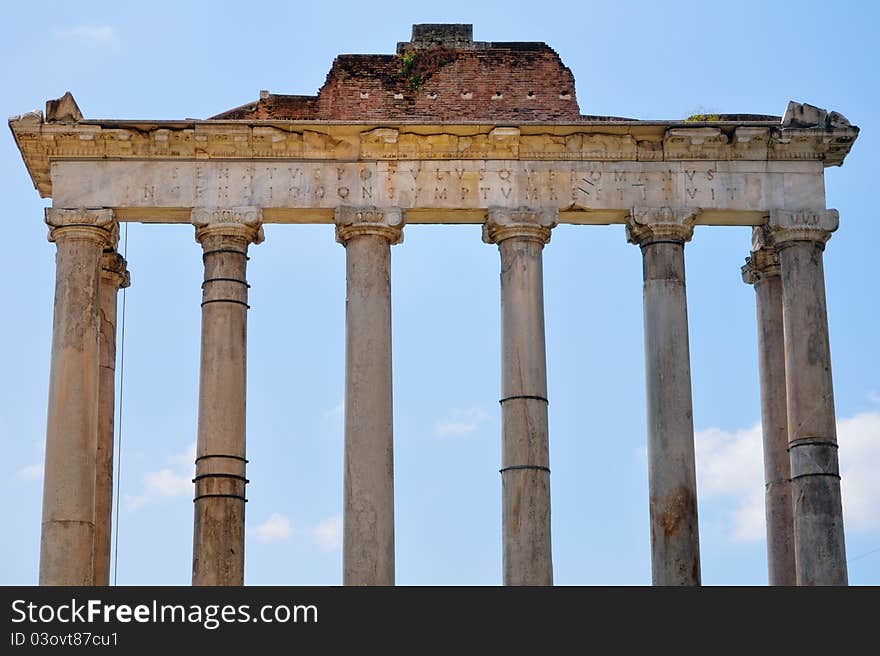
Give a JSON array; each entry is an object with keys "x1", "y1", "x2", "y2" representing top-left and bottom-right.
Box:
[
  {"x1": 343, "y1": 234, "x2": 395, "y2": 585},
  {"x1": 641, "y1": 242, "x2": 700, "y2": 585},
  {"x1": 93, "y1": 252, "x2": 129, "y2": 586},
  {"x1": 777, "y1": 235, "x2": 847, "y2": 585},
  {"x1": 40, "y1": 209, "x2": 114, "y2": 585},
  {"x1": 627, "y1": 207, "x2": 701, "y2": 586},
  {"x1": 191, "y1": 208, "x2": 262, "y2": 586},
  {"x1": 498, "y1": 237, "x2": 553, "y2": 585},
  {"x1": 336, "y1": 207, "x2": 403, "y2": 586},
  {"x1": 484, "y1": 207, "x2": 556, "y2": 586},
  {"x1": 744, "y1": 245, "x2": 797, "y2": 586}
]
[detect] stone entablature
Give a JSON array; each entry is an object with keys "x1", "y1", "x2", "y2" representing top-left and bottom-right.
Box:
[{"x1": 9, "y1": 109, "x2": 858, "y2": 201}]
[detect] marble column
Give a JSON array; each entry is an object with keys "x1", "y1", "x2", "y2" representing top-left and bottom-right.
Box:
[
  {"x1": 41, "y1": 208, "x2": 115, "y2": 585},
  {"x1": 626, "y1": 206, "x2": 701, "y2": 586},
  {"x1": 191, "y1": 207, "x2": 263, "y2": 586},
  {"x1": 483, "y1": 206, "x2": 557, "y2": 586},
  {"x1": 93, "y1": 250, "x2": 130, "y2": 586},
  {"x1": 742, "y1": 232, "x2": 796, "y2": 586},
  {"x1": 335, "y1": 206, "x2": 404, "y2": 586},
  {"x1": 768, "y1": 209, "x2": 847, "y2": 586}
]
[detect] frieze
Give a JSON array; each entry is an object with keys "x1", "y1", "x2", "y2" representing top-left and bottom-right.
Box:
[{"x1": 49, "y1": 159, "x2": 829, "y2": 216}]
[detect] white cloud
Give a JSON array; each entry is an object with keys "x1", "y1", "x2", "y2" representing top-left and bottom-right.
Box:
[
  {"x1": 867, "y1": 390, "x2": 880, "y2": 405},
  {"x1": 694, "y1": 423, "x2": 765, "y2": 542},
  {"x1": 125, "y1": 443, "x2": 195, "y2": 510},
  {"x1": 839, "y1": 411, "x2": 880, "y2": 531},
  {"x1": 55, "y1": 25, "x2": 120, "y2": 47},
  {"x1": 126, "y1": 468, "x2": 191, "y2": 510},
  {"x1": 433, "y1": 407, "x2": 491, "y2": 438},
  {"x1": 693, "y1": 410, "x2": 880, "y2": 543},
  {"x1": 253, "y1": 514, "x2": 292, "y2": 543},
  {"x1": 168, "y1": 442, "x2": 197, "y2": 467},
  {"x1": 312, "y1": 516, "x2": 342, "y2": 550},
  {"x1": 15, "y1": 463, "x2": 43, "y2": 481}
]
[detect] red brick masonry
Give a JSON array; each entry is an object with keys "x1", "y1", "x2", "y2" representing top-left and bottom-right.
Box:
[{"x1": 213, "y1": 40, "x2": 583, "y2": 122}]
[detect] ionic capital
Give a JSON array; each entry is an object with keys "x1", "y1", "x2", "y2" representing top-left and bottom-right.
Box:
[
  {"x1": 191, "y1": 207, "x2": 264, "y2": 245},
  {"x1": 45, "y1": 208, "x2": 116, "y2": 246},
  {"x1": 767, "y1": 209, "x2": 838, "y2": 246},
  {"x1": 742, "y1": 252, "x2": 780, "y2": 285},
  {"x1": 742, "y1": 225, "x2": 780, "y2": 284},
  {"x1": 100, "y1": 251, "x2": 131, "y2": 290},
  {"x1": 482, "y1": 207, "x2": 558, "y2": 245},
  {"x1": 626, "y1": 206, "x2": 700, "y2": 246},
  {"x1": 335, "y1": 206, "x2": 404, "y2": 245}
]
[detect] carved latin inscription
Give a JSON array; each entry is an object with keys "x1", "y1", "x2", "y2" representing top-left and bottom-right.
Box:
[{"x1": 51, "y1": 160, "x2": 826, "y2": 213}]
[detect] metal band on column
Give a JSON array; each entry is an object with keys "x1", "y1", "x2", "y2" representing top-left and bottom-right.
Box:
[
  {"x1": 190, "y1": 207, "x2": 263, "y2": 586},
  {"x1": 767, "y1": 208, "x2": 847, "y2": 586}
]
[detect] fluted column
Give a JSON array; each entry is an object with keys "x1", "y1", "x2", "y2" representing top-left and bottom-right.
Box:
[
  {"x1": 191, "y1": 207, "x2": 263, "y2": 586},
  {"x1": 335, "y1": 206, "x2": 404, "y2": 586},
  {"x1": 41, "y1": 208, "x2": 116, "y2": 585},
  {"x1": 742, "y1": 232, "x2": 796, "y2": 585},
  {"x1": 768, "y1": 209, "x2": 847, "y2": 586},
  {"x1": 626, "y1": 206, "x2": 701, "y2": 586},
  {"x1": 483, "y1": 206, "x2": 557, "y2": 586},
  {"x1": 93, "y1": 249, "x2": 130, "y2": 586}
]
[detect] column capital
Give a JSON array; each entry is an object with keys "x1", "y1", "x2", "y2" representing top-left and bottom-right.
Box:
[
  {"x1": 742, "y1": 226, "x2": 780, "y2": 284},
  {"x1": 482, "y1": 206, "x2": 558, "y2": 245},
  {"x1": 625, "y1": 206, "x2": 700, "y2": 246},
  {"x1": 191, "y1": 207, "x2": 264, "y2": 245},
  {"x1": 45, "y1": 208, "x2": 116, "y2": 246},
  {"x1": 742, "y1": 249, "x2": 780, "y2": 285},
  {"x1": 335, "y1": 206, "x2": 404, "y2": 245},
  {"x1": 100, "y1": 251, "x2": 131, "y2": 290},
  {"x1": 767, "y1": 209, "x2": 839, "y2": 246}
]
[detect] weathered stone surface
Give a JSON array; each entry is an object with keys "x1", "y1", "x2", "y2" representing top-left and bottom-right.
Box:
[
  {"x1": 92, "y1": 251, "x2": 129, "y2": 586},
  {"x1": 627, "y1": 207, "x2": 701, "y2": 586},
  {"x1": 485, "y1": 207, "x2": 557, "y2": 586},
  {"x1": 336, "y1": 207, "x2": 402, "y2": 586},
  {"x1": 781, "y1": 101, "x2": 851, "y2": 129},
  {"x1": 335, "y1": 206, "x2": 404, "y2": 245},
  {"x1": 191, "y1": 209, "x2": 262, "y2": 586},
  {"x1": 45, "y1": 91, "x2": 83, "y2": 123},
  {"x1": 47, "y1": 160, "x2": 826, "y2": 219},
  {"x1": 483, "y1": 206, "x2": 557, "y2": 244},
  {"x1": 40, "y1": 209, "x2": 116, "y2": 585},
  {"x1": 191, "y1": 206, "x2": 264, "y2": 244},
  {"x1": 742, "y1": 238, "x2": 796, "y2": 586},
  {"x1": 769, "y1": 213, "x2": 848, "y2": 585},
  {"x1": 768, "y1": 208, "x2": 838, "y2": 244}
]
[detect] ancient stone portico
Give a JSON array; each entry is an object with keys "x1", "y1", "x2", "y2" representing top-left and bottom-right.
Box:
[{"x1": 10, "y1": 24, "x2": 859, "y2": 586}]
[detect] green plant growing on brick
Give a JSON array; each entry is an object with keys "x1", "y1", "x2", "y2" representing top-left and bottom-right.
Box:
[
  {"x1": 685, "y1": 113, "x2": 722, "y2": 122},
  {"x1": 395, "y1": 47, "x2": 456, "y2": 94},
  {"x1": 397, "y1": 52, "x2": 415, "y2": 77}
]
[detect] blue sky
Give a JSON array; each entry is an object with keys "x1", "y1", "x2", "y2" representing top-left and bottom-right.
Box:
[{"x1": 2, "y1": 0, "x2": 878, "y2": 585}]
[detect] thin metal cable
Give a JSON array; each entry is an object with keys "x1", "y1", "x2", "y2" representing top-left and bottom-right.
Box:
[
  {"x1": 848, "y1": 545, "x2": 880, "y2": 564},
  {"x1": 111, "y1": 222, "x2": 129, "y2": 586}
]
